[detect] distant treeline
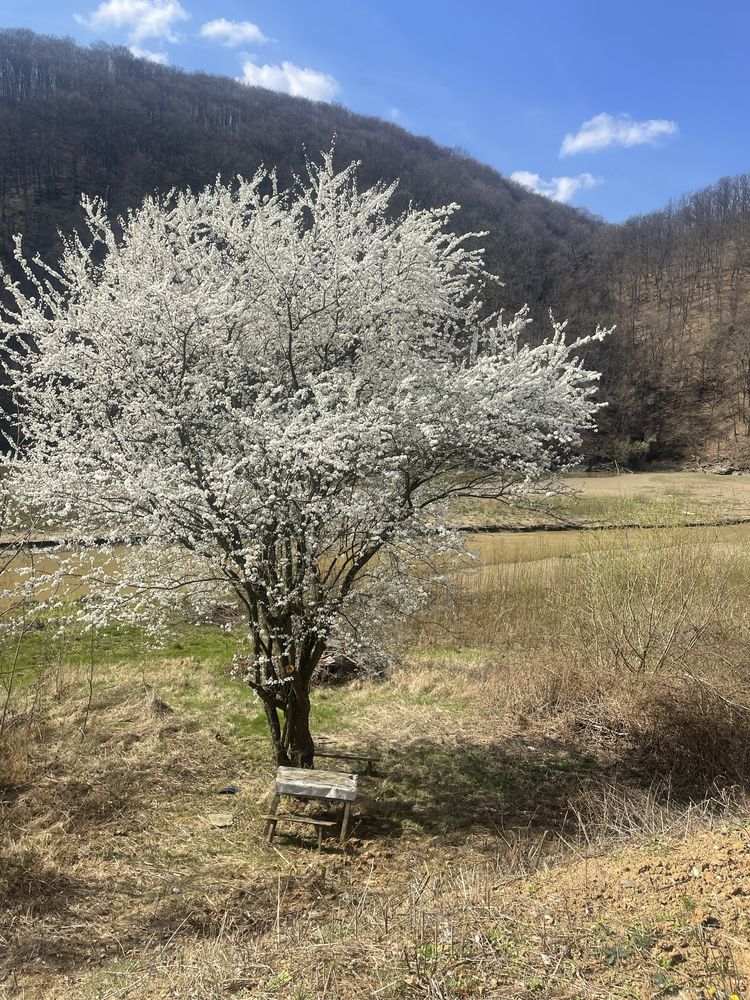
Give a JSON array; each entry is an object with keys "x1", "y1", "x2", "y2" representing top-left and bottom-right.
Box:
[{"x1": 2, "y1": 29, "x2": 750, "y2": 463}]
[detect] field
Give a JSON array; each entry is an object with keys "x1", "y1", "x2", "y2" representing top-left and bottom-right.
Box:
[
  {"x1": 455, "y1": 470, "x2": 750, "y2": 529},
  {"x1": 4, "y1": 473, "x2": 750, "y2": 999}
]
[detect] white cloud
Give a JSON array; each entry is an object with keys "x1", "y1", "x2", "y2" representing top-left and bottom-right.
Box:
[
  {"x1": 75, "y1": 0, "x2": 189, "y2": 43},
  {"x1": 200, "y1": 18, "x2": 267, "y2": 46},
  {"x1": 561, "y1": 112, "x2": 679, "y2": 157},
  {"x1": 388, "y1": 107, "x2": 401, "y2": 121},
  {"x1": 239, "y1": 59, "x2": 340, "y2": 102},
  {"x1": 129, "y1": 44, "x2": 169, "y2": 63},
  {"x1": 511, "y1": 170, "x2": 600, "y2": 204}
]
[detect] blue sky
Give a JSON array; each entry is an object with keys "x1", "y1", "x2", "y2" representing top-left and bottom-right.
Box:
[{"x1": 4, "y1": 0, "x2": 749, "y2": 221}]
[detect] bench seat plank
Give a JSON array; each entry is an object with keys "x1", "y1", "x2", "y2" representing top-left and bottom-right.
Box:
[{"x1": 275, "y1": 766, "x2": 358, "y2": 802}]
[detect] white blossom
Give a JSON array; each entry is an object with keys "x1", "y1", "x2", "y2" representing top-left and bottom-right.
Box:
[{"x1": 0, "y1": 152, "x2": 611, "y2": 762}]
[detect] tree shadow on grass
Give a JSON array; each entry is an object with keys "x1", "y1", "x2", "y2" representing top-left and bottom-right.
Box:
[
  {"x1": 352, "y1": 724, "x2": 750, "y2": 844},
  {"x1": 352, "y1": 705, "x2": 750, "y2": 848},
  {"x1": 356, "y1": 733, "x2": 603, "y2": 842}
]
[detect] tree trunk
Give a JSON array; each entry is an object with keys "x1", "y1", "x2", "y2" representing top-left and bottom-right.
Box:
[
  {"x1": 284, "y1": 671, "x2": 315, "y2": 767},
  {"x1": 263, "y1": 699, "x2": 290, "y2": 766}
]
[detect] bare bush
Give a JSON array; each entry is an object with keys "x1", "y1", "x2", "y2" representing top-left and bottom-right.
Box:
[{"x1": 559, "y1": 526, "x2": 745, "y2": 675}]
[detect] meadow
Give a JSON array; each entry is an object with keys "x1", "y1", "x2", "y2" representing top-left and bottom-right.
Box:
[{"x1": 3, "y1": 472, "x2": 750, "y2": 999}]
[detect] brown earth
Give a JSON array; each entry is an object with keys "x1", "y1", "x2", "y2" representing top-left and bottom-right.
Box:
[{"x1": 524, "y1": 826, "x2": 750, "y2": 998}]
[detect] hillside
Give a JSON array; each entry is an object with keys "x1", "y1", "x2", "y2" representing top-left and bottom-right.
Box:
[
  {"x1": 592, "y1": 178, "x2": 750, "y2": 463},
  {"x1": 0, "y1": 29, "x2": 602, "y2": 328},
  {"x1": 3, "y1": 29, "x2": 750, "y2": 463}
]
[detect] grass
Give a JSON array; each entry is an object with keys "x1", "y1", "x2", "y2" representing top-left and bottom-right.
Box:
[
  {"x1": 4, "y1": 642, "x2": 750, "y2": 998},
  {"x1": 4, "y1": 475, "x2": 750, "y2": 997},
  {"x1": 453, "y1": 469, "x2": 750, "y2": 529}
]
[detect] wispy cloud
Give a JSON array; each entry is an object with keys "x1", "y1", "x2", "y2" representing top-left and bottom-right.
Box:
[
  {"x1": 129, "y1": 44, "x2": 169, "y2": 63},
  {"x1": 239, "y1": 60, "x2": 340, "y2": 102},
  {"x1": 511, "y1": 170, "x2": 600, "y2": 204},
  {"x1": 75, "y1": 0, "x2": 189, "y2": 42},
  {"x1": 388, "y1": 107, "x2": 401, "y2": 121},
  {"x1": 200, "y1": 18, "x2": 268, "y2": 47},
  {"x1": 561, "y1": 112, "x2": 679, "y2": 157}
]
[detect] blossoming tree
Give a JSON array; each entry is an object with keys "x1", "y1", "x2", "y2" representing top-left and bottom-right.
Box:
[{"x1": 0, "y1": 153, "x2": 608, "y2": 765}]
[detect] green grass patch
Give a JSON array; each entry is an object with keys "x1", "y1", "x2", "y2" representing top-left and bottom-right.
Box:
[{"x1": 1, "y1": 621, "x2": 239, "y2": 691}]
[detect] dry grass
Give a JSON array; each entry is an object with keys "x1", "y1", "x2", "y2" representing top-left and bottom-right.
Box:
[
  {"x1": 4, "y1": 482, "x2": 750, "y2": 997},
  {"x1": 5, "y1": 688, "x2": 748, "y2": 1000},
  {"x1": 452, "y1": 470, "x2": 750, "y2": 529},
  {"x1": 404, "y1": 520, "x2": 750, "y2": 797},
  {"x1": 5, "y1": 645, "x2": 750, "y2": 998}
]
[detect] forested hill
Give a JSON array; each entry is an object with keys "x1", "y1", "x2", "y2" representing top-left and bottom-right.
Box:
[
  {"x1": 589, "y1": 177, "x2": 750, "y2": 465},
  {"x1": 0, "y1": 29, "x2": 602, "y2": 326},
  {"x1": 4, "y1": 29, "x2": 750, "y2": 464}
]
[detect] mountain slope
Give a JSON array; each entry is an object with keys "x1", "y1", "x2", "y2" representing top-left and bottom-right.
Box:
[
  {"x1": 4, "y1": 30, "x2": 750, "y2": 463},
  {"x1": 591, "y1": 177, "x2": 750, "y2": 462},
  {"x1": 0, "y1": 29, "x2": 603, "y2": 328}
]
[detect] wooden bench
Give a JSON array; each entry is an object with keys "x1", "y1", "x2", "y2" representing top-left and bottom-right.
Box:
[
  {"x1": 263, "y1": 767, "x2": 358, "y2": 846},
  {"x1": 262, "y1": 812, "x2": 338, "y2": 848},
  {"x1": 314, "y1": 748, "x2": 382, "y2": 776}
]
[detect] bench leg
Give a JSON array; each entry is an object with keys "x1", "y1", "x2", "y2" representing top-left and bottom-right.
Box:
[
  {"x1": 264, "y1": 793, "x2": 280, "y2": 843},
  {"x1": 339, "y1": 801, "x2": 351, "y2": 843},
  {"x1": 317, "y1": 823, "x2": 324, "y2": 850}
]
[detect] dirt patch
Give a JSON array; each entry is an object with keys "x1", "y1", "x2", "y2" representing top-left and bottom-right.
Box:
[{"x1": 526, "y1": 825, "x2": 750, "y2": 997}]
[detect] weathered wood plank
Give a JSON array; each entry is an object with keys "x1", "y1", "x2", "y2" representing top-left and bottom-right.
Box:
[
  {"x1": 275, "y1": 766, "x2": 358, "y2": 802},
  {"x1": 263, "y1": 792, "x2": 280, "y2": 842},
  {"x1": 314, "y1": 749, "x2": 381, "y2": 775},
  {"x1": 339, "y1": 800, "x2": 352, "y2": 843},
  {"x1": 261, "y1": 814, "x2": 338, "y2": 827}
]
